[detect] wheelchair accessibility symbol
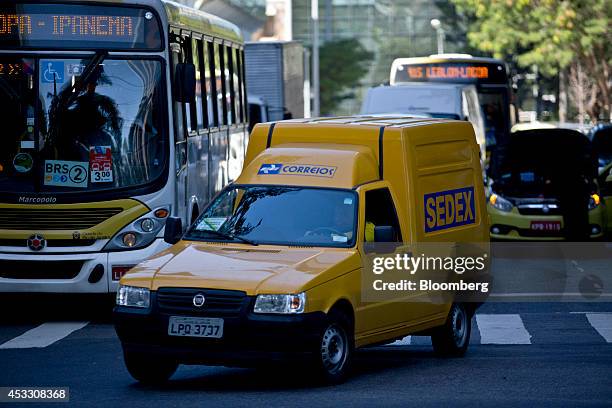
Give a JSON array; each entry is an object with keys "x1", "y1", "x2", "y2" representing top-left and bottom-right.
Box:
[{"x1": 41, "y1": 61, "x2": 64, "y2": 83}]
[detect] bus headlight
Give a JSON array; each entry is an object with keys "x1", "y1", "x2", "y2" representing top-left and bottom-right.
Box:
[
  {"x1": 116, "y1": 285, "x2": 150, "y2": 308},
  {"x1": 122, "y1": 232, "x2": 137, "y2": 247},
  {"x1": 254, "y1": 293, "x2": 306, "y2": 314},
  {"x1": 588, "y1": 194, "x2": 600, "y2": 210},
  {"x1": 140, "y1": 218, "x2": 155, "y2": 232},
  {"x1": 104, "y1": 206, "x2": 170, "y2": 251},
  {"x1": 489, "y1": 193, "x2": 513, "y2": 212}
]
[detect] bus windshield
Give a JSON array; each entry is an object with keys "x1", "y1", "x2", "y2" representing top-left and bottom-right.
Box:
[
  {"x1": 0, "y1": 55, "x2": 166, "y2": 194},
  {"x1": 479, "y1": 88, "x2": 509, "y2": 149},
  {"x1": 391, "y1": 59, "x2": 512, "y2": 149}
]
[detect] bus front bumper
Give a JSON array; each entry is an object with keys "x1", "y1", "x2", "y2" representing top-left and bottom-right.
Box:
[{"x1": 0, "y1": 238, "x2": 170, "y2": 293}]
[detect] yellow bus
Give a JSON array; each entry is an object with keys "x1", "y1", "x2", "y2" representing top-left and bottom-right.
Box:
[
  {"x1": 0, "y1": 0, "x2": 248, "y2": 292},
  {"x1": 390, "y1": 54, "x2": 515, "y2": 151}
]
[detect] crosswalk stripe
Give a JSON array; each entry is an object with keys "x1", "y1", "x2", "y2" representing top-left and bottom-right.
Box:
[
  {"x1": 0, "y1": 322, "x2": 89, "y2": 349},
  {"x1": 585, "y1": 313, "x2": 612, "y2": 343},
  {"x1": 389, "y1": 336, "x2": 411, "y2": 346},
  {"x1": 475, "y1": 314, "x2": 531, "y2": 344}
]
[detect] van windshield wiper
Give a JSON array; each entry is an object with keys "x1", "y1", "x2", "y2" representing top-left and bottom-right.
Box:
[{"x1": 195, "y1": 229, "x2": 259, "y2": 246}]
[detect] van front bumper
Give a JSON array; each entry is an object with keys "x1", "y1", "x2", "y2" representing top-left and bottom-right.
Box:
[{"x1": 114, "y1": 293, "x2": 327, "y2": 366}]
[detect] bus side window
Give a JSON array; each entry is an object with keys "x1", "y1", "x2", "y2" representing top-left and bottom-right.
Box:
[
  {"x1": 170, "y1": 34, "x2": 187, "y2": 144},
  {"x1": 182, "y1": 34, "x2": 196, "y2": 134},
  {"x1": 239, "y1": 49, "x2": 247, "y2": 125},
  {"x1": 204, "y1": 40, "x2": 217, "y2": 128},
  {"x1": 225, "y1": 45, "x2": 236, "y2": 125},
  {"x1": 192, "y1": 37, "x2": 205, "y2": 131},
  {"x1": 232, "y1": 47, "x2": 242, "y2": 124},
  {"x1": 214, "y1": 42, "x2": 227, "y2": 126}
]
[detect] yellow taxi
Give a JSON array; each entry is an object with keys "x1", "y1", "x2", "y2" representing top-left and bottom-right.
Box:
[{"x1": 488, "y1": 128, "x2": 606, "y2": 240}]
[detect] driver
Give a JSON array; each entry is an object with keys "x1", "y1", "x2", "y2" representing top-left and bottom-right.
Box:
[
  {"x1": 333, "y1": 204, "x2": 354, "y2": 240},
  {"x1": 305, "y1": 201, "x2": 375, "y2": 242},
  {"x1": 69, "y1": 66, "x2": 120, "y2": 158}
]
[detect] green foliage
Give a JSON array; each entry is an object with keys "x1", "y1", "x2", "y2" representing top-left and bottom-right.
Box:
[
  {"x1": 451, "y1": 0, "x2": 611, "y2": 120},
  {"x1": 319, "y1": 38, "x2": 373, "y2": 115}
]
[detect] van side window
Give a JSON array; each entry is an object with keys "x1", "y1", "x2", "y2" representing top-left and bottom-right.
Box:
[{"x1": 365, "y1": 188, "x2": 402, "y2": 242}]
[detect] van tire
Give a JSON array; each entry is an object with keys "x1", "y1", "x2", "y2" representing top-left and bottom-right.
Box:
[
  {"x1": 123, "y1": 351, "x2": 178, "y2": 384},
  {"x1": 314, "y1": 309, "x2": 353, "y2": 384},
  {"x1": 431, "y1": 303, "x2": 471, "y2": 357}
]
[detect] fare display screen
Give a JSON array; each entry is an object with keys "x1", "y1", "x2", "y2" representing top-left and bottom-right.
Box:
[
  {"x1": 0, "y1": 3, "x2": 162, "y2": 50},
  {"x1": 394, "y1": 62, "x2": 508, "y2": 85}
]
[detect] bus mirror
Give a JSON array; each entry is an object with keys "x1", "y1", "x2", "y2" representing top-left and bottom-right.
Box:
[
  {"x1": 174, "y1": 63, "x2": 196, "y2": 102},
  {"x1": 164, "y1": 217, "x2": 183, "y2": 245}
]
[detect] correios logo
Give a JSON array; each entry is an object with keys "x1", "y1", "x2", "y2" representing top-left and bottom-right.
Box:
[
  {"x1": 18, "y1": 196, "x2": 57, "y2": 204},
  {"x1": 257, "y1": 163, "x2": 337, "y2": 178}
]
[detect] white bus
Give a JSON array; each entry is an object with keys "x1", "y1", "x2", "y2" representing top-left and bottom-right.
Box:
[{"x1": 0, "y1": 0, "x2": 248, "y2": 292}]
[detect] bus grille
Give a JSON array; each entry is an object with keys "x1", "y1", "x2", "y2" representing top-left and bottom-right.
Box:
[
  {"x1": 0, "y1": 260, "x2": 83, "y2": 279},
  {"x1": 157, "y1": 288, "x2": 249, "y2": 317},
  {"x1": 0, "y1": 208, "x2": 123, "y2": 230}
]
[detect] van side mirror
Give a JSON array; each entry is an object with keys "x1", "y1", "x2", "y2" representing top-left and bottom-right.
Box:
[
  {"x1": 374, "y1": 226, "x2": 395, "y2": 242},
  {"x1": 164, "y1": 217, "x2": 183, "y2": 245},
  {"x1": 174, "y1": 62, "x2": 196, "y2": 102}
]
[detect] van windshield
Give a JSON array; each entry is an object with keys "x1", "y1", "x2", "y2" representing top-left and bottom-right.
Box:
[{"x1": 185, "y1": 185, "x2": 358, "y2": 247}]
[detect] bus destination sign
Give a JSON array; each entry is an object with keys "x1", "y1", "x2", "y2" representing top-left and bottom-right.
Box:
[
  {"x1": 406, "y1": 65, "x2": 490, "y2": 80},
  {"x1": 0, "y1": 4, "x2": 161, "y2": 50},
  {"x1": 395, "y1": 62, "x2": 508, "y2": 84},
  {"x1": 0, "y1": 14, "x2": 141, "y2": 40}
]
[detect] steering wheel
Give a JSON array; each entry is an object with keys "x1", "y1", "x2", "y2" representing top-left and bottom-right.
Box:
[{"x1": 305, "y1": 227, "x2": 343, "y2": 237}]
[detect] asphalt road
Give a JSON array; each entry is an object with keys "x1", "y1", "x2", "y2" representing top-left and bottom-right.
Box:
[{"x1": 0, "y1": 296, "x2": 611, "y2": 407}]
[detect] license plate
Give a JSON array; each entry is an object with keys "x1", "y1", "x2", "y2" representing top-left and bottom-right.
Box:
[
  {"x1": 167, "y1": 316, "x2": 223, "y2": 338},
  {"x1": 530, "y1": 221, "x2": 561, "y2": 232}
]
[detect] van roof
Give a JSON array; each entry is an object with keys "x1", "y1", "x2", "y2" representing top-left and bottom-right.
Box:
[
  {"x1": 239, "y1": 116, "x2": 473, "y2": 189},
  {"x1": 274, "y1": 115, "x2": 455, "y2": 128}
]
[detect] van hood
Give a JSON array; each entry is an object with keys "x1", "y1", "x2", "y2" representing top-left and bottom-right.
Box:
[{"x1": 133, "y1": 241, "x2": 360, "y2": 295}]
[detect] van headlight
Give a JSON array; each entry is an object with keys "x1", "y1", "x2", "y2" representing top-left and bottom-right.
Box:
[
  {"x1": 104, "y1": 206, "x2": 170, "y2": 251},
  {"x1": 254, "y1": 293, "x2": 305, "y2": 314},
  {"x1": 588, "y1": 193, "x2": 600, "y2": 210},
  {"x1": 116, "y1": 285, "x2": 150, "y2": 308},
  {"x1": 489, "y1": 193, "x2": 513, "y2": 212}
]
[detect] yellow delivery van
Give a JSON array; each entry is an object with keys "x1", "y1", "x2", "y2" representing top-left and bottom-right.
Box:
[{"x1": 114, "y1": 116, "x2": 489, "y2": 384}]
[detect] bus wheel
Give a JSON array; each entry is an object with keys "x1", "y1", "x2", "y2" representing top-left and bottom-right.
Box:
[
  {"x1": 123, "y1": 350, "x2": 178, "y2": 385},
  {"x1": 431, "y1": 303, "x2": 471, "y2": 357},
  {"x1": 315, "y1": 309, "x2": 353, "y2": 384}
]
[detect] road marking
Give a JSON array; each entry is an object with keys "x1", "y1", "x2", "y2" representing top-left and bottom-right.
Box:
[
  {"x1": 389, "y1": 336, "x2": 411, "y2": 346},
  {"x1": 0, "y1": 322, "x2": 89, "y2": 349},
  {"x1": 476, "y1": 314, "x2": 532, "y2": 344},
  {"x1": 585, "y1": 313, "x2": 612, "y2": 343}
]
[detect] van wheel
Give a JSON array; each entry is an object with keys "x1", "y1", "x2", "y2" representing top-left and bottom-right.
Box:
[
  {"x1": 123, "y1": 351, "x2": 178, "y2": 385},
  {"x1": 315, "y1": 309, "x2": 353, "y2": 384},
  {"x1": 431, "y1": 303, "x2": 471, "y2": 357}
]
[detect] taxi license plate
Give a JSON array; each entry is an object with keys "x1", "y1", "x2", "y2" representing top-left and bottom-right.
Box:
[
  {"x1": 530, "y1": 221, "x2": 561, "y2": 232},
  {"x1": 168, "y1": 316, "x2": 223, "y2": 338}
]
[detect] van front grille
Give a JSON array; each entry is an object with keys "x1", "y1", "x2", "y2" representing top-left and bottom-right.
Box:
[
  {"x1": 0, "y1": 208, "x2": 123, "y2": 230},
  {"x1": 157, "y1": 288, "x2": 249, "y2": 317},
  {"x1": 0, "y1": 260, "x2": 83, "y2": 279}
]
